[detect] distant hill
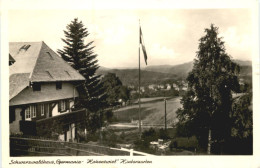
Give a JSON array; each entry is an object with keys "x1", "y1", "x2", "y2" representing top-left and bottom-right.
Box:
[
  {"x1": 98, "y1": 66, "x2": 111, "y2": 71},
  {"x1": 96, "y1": 68, "x2": 178, "y2": 86},
  {"x1": 144, "y1": 60, "x2": 251, "y2": 78},
  {"x1": 145, "y1": 62, "x2": 193, "y2": 79},
  {"x1": 240, "y1": 65, "x2": 252, "y2": 76},
  {"x1": 233, "y1": 60, "x2": 252, "y2": 66},
  {"x1": 97, "y1": 60, "x2": 252, "y2": 86}
]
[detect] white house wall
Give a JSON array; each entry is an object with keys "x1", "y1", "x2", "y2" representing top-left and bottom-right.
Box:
[
  {"x1": 58, "y1": 134, "x2": 65, "y2": 141},
  {"x1": 58, "y1": 123, "x2": 76, "y2": 142},
  {"x1": 52, "y1": 103, "x2": 59, "y2": 117},
  {"x1": 10, "y1": 82, "x2": 79, "y2": 106},
  {"x1": 9, "y1": 108, "x2": 22, "y2": 134},
  {"x1": 70, "y1": 101, "x2": 74, "y2": 109},
  {"x1": 66, "y1": 129, "x2": 71, "y2": 141},
  {"x1": 71, "y1": 123, "x2": 75, "y2": 141},
  {"x1": 52, "y1": 100, "x2": 74, "y2": 117}
]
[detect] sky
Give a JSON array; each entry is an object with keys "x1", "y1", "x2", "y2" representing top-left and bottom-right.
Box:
[{"x1": 8, "y1": 9, "x2": 253, "y2": 68}]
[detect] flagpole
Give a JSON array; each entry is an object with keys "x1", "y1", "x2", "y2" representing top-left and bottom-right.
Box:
[{"x1": 138, "y1": 19, "x2": 142, "y2": 139}]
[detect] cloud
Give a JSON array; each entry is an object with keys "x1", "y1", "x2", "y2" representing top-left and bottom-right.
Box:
[
  {"x1": 150, "y1": 16, "x2": 184, "y2": 30},
  {"x1": 8, "y1": 9, "x2": 253, "y2": 68},
  {"x1": 103, "y1": 25, "x2": 130, "y2": 45},
  {"x1": 88, "y1": 24, "x2": 103, "y2": 39},
  {"x1": 150, "y1": 43, "x2": 179, "y2": 60},
  {"x1": 219, "y1": 27, "x2": 252, "y2": 61},
  {"x1": 220, "y1": 27, "x2": 251, "y2": 50}
]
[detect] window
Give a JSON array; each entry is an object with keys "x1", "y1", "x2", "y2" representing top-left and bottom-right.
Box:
[
  {"x1": 56, "y1": 82, "x2": 62, "y2": 90},
  {"x1": 58, "y1": 100, "x2": 69, "y2": 112},
  {"x1": 33, "y1": 83, "x2": 41, "y2": 91},
  {"x1": 31, "y1": 105, "x2": 36, "y2": 118},
  {"x1": 60, "y1": 100, "x2": 66, "y2": 111},
  {"x1": 65, "y1": 71, "x2": 71, "y2": 77},
  {"x1": 25, "y1": 105, "x2": 37, "y2": 120},
  {"x1": 47, "y1": 52, "x2": 54, "y2": 60},
  {"x1": 20, "y1": 45, "x2": 31, "y2": 51},
  {"x1": 25, "y1": 107, "x2": 31, "y2": 119},
  {"x1": 46, "y1": 71, "x2": 53, "y2": 79},
  {"x1": 40, "y1": 104, "x2": 44, "y2": 116}
]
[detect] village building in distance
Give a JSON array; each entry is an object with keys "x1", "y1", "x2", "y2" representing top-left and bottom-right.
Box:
[{"x1": 9, "y1": 41, "x2": 86, "y2": 142}]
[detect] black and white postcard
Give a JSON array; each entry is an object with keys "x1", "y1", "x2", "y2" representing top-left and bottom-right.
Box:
[{"x1": 1, "y1": 0, "x2": 259, "y2": 167}]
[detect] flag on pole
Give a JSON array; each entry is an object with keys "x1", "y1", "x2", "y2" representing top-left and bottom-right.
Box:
[{"x1": 140, "y1": 27, "x2": 148, "y2": 65}]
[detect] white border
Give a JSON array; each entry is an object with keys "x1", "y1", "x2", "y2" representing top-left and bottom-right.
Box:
[{"x1": 1, "y1": 0, "x2": 259, "y2": 168}]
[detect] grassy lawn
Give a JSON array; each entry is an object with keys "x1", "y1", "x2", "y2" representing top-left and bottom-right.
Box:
[
  {"x1": 101, "y1": 97, "x2": 202, "y2": 155},
  {"x1": 113, "y1": 97, "x2": 182, "y2": 125}
]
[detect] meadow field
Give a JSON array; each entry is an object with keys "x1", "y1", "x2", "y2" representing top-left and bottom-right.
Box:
[{"x1": 113, "y1": 97, "x2": 182, "y2": 126}]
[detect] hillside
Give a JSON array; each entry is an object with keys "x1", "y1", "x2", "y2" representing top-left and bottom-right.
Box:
[
  {"x1": 233, "y1": 59, "x2": 252, "y2": 66},
  {"x1": 144, "y1": 62, "x2": 193, "y2": 79},
  {"x1": 144, "y1": 60, "x2": 251, "y2": 78},
  {"x1": 113, "y1": 97, "x2": 181, "y2": 125},
  {"x1": 97, "y1": 60, "x2": 252, "y2": 86},
  {"x1": 96, "y1": 68, "x2": 178, "y2": 86}
]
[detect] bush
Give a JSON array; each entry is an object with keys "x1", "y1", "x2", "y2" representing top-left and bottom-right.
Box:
[
  {"x1": 133, "y1": 139, "x2": 156, "y2": 154},
  {"x1": 169, "y1": 140, "x2": 178, "y2": 150},
  {"x1": 134, "y1": 128, "x2": 158, "y2": 152},
  {"x1": 171, "y1": 136, "x2": 198, "y2": 151},
  {"x1": 141, "y1": 128, "x2": 158, "y2": 142},
  {"x1": 120, "y1": 131, "x2": 126, "y2": 140},
  {"x1": 85, "y1": 132, "x2": 100, "y2": 142},
  {"x1": 158, "y1": 129, "x2": 170, "y2": 140},
  {"x1": 105, "y1": 110, "x2": 114, "y2": 122}
]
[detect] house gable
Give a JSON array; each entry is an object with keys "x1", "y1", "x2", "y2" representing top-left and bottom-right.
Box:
[
  {"x1": 9, "y1": 42, "x2": 42, "y2": 76},
  {"x1": 30, "y1": 42, "x2": 85, "y2": 82},
  {"x1": 9, "y1": 41, "x2": 85, "y2": 101}
]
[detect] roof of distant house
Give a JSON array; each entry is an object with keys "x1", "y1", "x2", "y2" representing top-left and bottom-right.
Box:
[{"x1": 9, "y1": 41, "x2": 85, "y2": 100}]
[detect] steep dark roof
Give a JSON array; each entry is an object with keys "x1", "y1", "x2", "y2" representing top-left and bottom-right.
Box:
[
  {"x1": 9, "y1": 41, "x2": 85, "y2": 82},
  {"x1": 9, "y1": 41, "x2": 85, "y2": 100},
  {"x1": 9, "y1": 73, "x2": 30, "y2": 100}
]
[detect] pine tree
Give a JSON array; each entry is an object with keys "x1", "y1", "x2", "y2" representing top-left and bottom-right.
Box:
[
  {"x1": 58, "y1": 18, "x2": 106, "y2": 132},
  {"x1": 176, "y1": 24, "x2": 240, "y2": 154}
]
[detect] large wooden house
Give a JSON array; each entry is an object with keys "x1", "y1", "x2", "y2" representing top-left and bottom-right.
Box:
[{"x1": 9, "y1": 41, "x2": 86, "y2": 142}]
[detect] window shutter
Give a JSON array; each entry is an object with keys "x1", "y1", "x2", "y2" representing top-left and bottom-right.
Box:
[
  {"x1": 36, "y1": 104, "x2": 41, "y2": 118},
  {"x1": 58, "y1": 101, "x2": 61, "y2": 112},
  {"x1": 21, "y1": 107, "x2": 26, "y2": 120},
  {"x1": 49, "y1": 103, "x2": 53, "y2": 117},
  {"x1": 45, "y1": 104, "x2": 49, "y2": 112},
  {"x1": 44, "y1": 104, "x2": 48, "y2": 117},
  {"x1": 9, "y1": 107, "x2": 15, "y2": 123},
  {"x1": 66, "y1": 100, "x2": 70, "y2": 111},
  {"x1": 33, "y1": 83, "x2": 41, "y2": 91}
]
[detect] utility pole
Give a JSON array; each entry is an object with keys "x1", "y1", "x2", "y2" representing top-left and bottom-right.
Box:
[
  {"x1": 164, "y1": 98, "x2": 167, "y2": 130},
  {"x1": 138, "y1": 20, "x2": 142, "y2": 139}
]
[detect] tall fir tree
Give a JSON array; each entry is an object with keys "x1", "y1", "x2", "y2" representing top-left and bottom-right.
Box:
[
  {"x1": 176, "y1": 24, "x2": 241, "y2": 154},
  {"x1": 58, "y1": 18, "x2": 106, "y2": 132}
]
